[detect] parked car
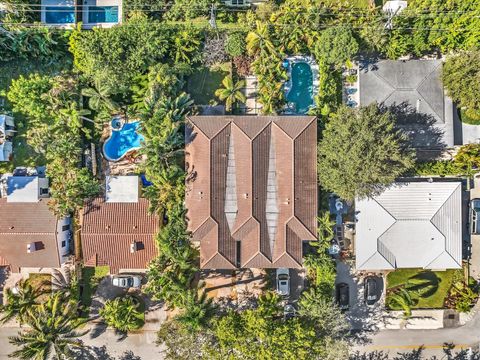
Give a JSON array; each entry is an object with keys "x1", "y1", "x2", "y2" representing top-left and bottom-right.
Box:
[
  {"x1": 336, "y1": 283, "x2": 349, "y2": 311},
  {"x1": 471, "y1": 199, "x2": 480, "y2": 234},
  {"x1": 364, "y1": 276, "x2": 378, "y2": 306},
  {"x1": 111, "y1": 275, "x2": 142, "y2": 289},
  {"x1": 276, "y1": 268, "x2": 290, "y2": 296}
]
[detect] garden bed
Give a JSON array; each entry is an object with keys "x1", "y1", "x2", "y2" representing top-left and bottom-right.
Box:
[{"x1": 386, "y1": 268, "x2": 462, "y2": 309}]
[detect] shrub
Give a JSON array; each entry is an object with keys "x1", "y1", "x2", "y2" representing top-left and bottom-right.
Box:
[
  {"x1": 225, "y1": 32, "x2": 246, "y2": 58},
  {"x1": 100, "y1": 295, "x2": 144, "y2": 332},
  {"x1": 233, "y1": 55, "x2": 252, "y2": 76}
]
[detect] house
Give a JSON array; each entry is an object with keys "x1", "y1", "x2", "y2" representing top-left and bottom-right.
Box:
[
  {"x1": 355, "y1": 181, "x2": 462, "y2": 271},
  {"x1": 0, "y1": 176, "x2": 71, "y2": 273},
  {"x1": 0, "y1": 115, "x2": 15, "y2": 162},
  {"x1": 359, "y1": 59, "x2": 456, "y2": 148},
  {"x1": 41, "y1": 0, "x2": 121, "y2": 28},
  {"x1": 185, "y1": 116, "x2": 318, "y2": 269},
  {"x1": 81, "y1": 176, "x2": 159, "y2": 274}
]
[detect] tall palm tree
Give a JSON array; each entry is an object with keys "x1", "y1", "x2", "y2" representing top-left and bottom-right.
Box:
[
  {"x1": 0, "y1": 281, "x2": 41, "y2": 325},
  {"x1": 175, "y1": 290, "x2": 214, "y2": 332},
  {"x1": 8, "y1": 292, "x2": 88, "y2": 360},
  {"x1": 81, "y1": 78, "x2": 119, "y2": 114},
  {"x1": 173, "y1": 29, "x2": 201, "y2": 64},
  {"x1": 215, "y1": 76, "x2": 246, "y2": 113}
]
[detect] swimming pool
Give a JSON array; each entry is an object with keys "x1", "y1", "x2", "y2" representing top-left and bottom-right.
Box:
[
  {"x1": 88, "y1": 6, "x2": 119, "y2": 23},
  {"x1": 286, "y1": 62, "x2": 314, "y2": 114},
  {"x1": 45, "y1": 6, "x2": 75, "y2": 24},
  {"x1": 103, "y1": 121, "x2": 144, "y2": 162}
]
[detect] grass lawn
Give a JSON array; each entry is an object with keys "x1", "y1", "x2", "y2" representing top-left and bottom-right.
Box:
[
  {"x1": 186, "y1": 63, "x2": 231, "y2": 106},
  {"x1": 80, "y1": 266, "x2": 110, "y2": 312},
  {"x1": 386, "y1": 268, "x2": 462, "y2": 309}
]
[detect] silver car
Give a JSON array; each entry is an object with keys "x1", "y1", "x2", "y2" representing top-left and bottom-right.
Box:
[
  {"x1": 111, "y1": 275, "x2": 142, "y2": 289},
  {"x1": 276, "y1": 268, "x2": 290, "y2": 296}
]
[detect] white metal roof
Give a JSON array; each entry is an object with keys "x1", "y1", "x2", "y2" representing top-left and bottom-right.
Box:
[
  {"x1": 6, "y1": 176, "x2": 40, "y2": 203},
  {"x1": 105, "y1": 176, "x2": 139, "y2": 203},
  {"x1": 355, "y1": 182, "x2": 462, "y2": 270}
]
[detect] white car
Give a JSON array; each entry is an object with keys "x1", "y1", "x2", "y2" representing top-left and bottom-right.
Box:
[
  {"x1": 111, "y1": 275, "x2": 142, "y2": 289},
  {"x1": 276, "y1": 268, "x2": 290, "y2": 296}
]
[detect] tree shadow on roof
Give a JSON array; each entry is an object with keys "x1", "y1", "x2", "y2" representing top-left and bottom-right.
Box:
[{"x1": 380, "y1": 102, "x2": 446, "y2": 150}]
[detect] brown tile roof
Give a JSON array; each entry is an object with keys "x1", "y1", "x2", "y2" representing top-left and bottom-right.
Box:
[
  {"x1": 0, "y1": 198, "x2": 61, "y2": 272},
  {"x1": 186, "y1": 116, "x2": 318, "y2": 269},
  {"x1": 81, "y1": 198, "x2": 159, "y2": 273}
]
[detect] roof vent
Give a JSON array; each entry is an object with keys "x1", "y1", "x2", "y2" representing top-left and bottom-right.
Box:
[
  {"x1": 9, "y1": 226, "x2": 14, "y2": 230},
  {"x1": 27, "y1": 242, "x2": 36, "y2": 253},
  {"x1": 133, "y1": 225, "x2": 138, "y2": 229},
  {"x1": 416, "y1": 99, "x2": 421, "y2": 112},
  {"x1": 105, "y1": 225, "x2": 111, "y2": 230},
  {"x1": 130, "y1": 241, "x2": 137, "y2": 253},
  {"x1": 244, "y1": 193, "x2": 249, "y2": 199}
]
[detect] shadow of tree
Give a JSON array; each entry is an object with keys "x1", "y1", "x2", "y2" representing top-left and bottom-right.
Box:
[
  {"x1": 406, "y1": 271, "x2": 441, "y2": 298},
  {"x1": 350, "y1": 344, "x2": 480, "y2": 360},
  {"x1": 72, "y1": 346, "x2": 143, "y2": 360},
  {"x1": 380, "y1": 102, "x2": 446, "y2": 150}
]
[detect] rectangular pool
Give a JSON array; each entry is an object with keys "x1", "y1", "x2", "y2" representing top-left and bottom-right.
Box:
[
  {"x1": 45, "y1": 6, "x2": 75, "y2": 24},
  {"x1": 88, "y1": 6, "x2": 119, "y2": 23}
]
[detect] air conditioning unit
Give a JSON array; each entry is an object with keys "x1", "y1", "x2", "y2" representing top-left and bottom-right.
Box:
[
  {"x1": 27, "y1": 242, "x2": 36, "y2": 253},
  {"x1": 130, "y1": 241, "x2": 137, "y2": 253}
]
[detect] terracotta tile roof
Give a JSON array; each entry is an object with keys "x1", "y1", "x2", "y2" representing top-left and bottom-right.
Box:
[
  {"x1": 186, "y1": 116, "x2": 318, "y2": 269},
  {"x1": 81, "y1": 198, "x2": 159, "y2": 273},
  {"x1": 0, "y1": 198, "x2": 61, "y2": 272}
]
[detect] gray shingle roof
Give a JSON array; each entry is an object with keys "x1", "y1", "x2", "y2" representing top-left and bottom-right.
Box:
[
  {"x1": 359, "y1": 60, "x2": 454, "y2": 148},
  {"x1": 355, "y1": 182, "x2": 462, "y2": 270}
]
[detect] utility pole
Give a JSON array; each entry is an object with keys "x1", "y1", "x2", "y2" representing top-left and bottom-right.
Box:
[{"x1": 209, "y1": 3, "x2": 217, "y2": 29}]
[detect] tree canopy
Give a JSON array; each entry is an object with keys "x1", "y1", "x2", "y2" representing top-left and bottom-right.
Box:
[
  {"x1": 318, "y1": 104, "x2": 415, "y2": 200},
  {"x1": 443, "y1": 51, "x2": 480, "y2": 122}
]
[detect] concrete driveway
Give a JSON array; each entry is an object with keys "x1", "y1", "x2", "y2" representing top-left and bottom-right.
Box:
[
  {"x1": 335, "y1": 260, "x2": 385, "y2": 331},
  {"x1": 90, "y1": 276, "x2": 166, "y2": 334}
]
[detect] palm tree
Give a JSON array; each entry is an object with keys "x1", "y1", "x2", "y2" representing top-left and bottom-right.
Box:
[
  {"x1": 215, "y1": 76, "x2": 246, "y2": 113},
  {"x1": 81, "y1": 78, "x2": 119, "y2": 114},
  {"x1": 0, "y1": 280, "x2": 41, "y2": 325},
  {"x1": 8, "y1": 292, "x2": 87, "y2": 360},
  {"x1": 317, "y1": 211, "x2": 335, "y2": 245},
  {"x1": 175, "y1": 290, "x2": 214, "y2": 332},
  {"x1": 99, "y1": 296, "x2": 143, "y2": 332},
  {"x1": 173, "y1": 29, "x2": 201, "y2": 64},
  {"x1": 387, "y1": 288, "x2": 417, "y2": 318},
  {"x1": 246, "y1": 21, "x2": 277, "y2": 56}
]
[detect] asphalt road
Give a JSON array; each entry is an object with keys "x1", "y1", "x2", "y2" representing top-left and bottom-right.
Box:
[
  {"x1": 353, "y1": 306, "x2": 480, "y2": 358},
  {"x1": 0, "y1": 326, "x2": 163, "y2": 360}
]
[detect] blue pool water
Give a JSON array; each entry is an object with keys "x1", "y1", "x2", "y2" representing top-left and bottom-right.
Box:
[
  {"x1": 286, "y1": 62, "x2": 314, "y2": 114},
  {"x1": 103, "y1": 121, "x2": 144, "y2": 162},
  {"x1": 45, "y1": 6, "x2": 75, "y2": 24},
  {"x1": 88, "y1": 6, "x2": 119, "y2": 23}
]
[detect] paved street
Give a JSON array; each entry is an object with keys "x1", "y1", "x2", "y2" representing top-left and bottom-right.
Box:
[
  {"x1": 353, "y1": 300, "x2": 480, "y2": 358},
  {"x1": 0, "y1": 326, "x2": 163, "y2": 360}
]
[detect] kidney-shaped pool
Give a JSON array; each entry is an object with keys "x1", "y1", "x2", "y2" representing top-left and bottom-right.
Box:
[{"x1": 103, "y1": 121, "x2": 144, "y2": 162}]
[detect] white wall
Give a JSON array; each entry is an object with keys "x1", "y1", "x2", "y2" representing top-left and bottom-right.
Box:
[{"x1": 56, "y1": 217, "x2": 71, "y2": 262}]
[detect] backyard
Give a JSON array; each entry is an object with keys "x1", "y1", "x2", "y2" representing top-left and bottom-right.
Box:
[
  {"x1": 386, "y1": 268, "x2": 463, "y2": 309},
  {"x1": 186, "y1": 63, "x2": 231, "y2": 106}
]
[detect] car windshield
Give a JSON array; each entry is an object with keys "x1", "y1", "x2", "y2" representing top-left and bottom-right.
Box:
[
  {"x1": 278, "y1": 274, "x2": 289, "y2": 280},
  {"x1": 473, "y1": 201, "x2": 480, "y2": 211},
  {"x1": 127, "y1": 278, "x2": 133, "y2": 287}
]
